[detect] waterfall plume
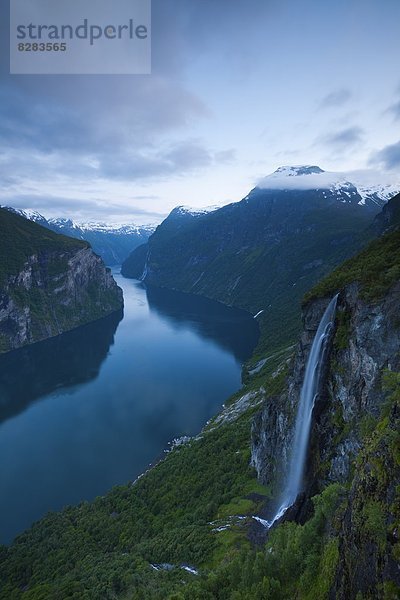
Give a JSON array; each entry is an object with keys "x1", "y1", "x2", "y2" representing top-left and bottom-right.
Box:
[{"x1": 266, "y1": 294, "x2": 339, "y2": 528}]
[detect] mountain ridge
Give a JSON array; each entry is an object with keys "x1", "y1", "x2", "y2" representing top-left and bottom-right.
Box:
[
  {"x1": 2, "y1": 207, "x2": 156, "y2": 265},
  {"x1": 122, "y1": 166, "x2": 394, "y2": 356}
]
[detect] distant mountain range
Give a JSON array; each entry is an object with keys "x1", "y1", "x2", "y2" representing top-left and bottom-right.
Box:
[
  {"x1": 121, "y1": 165, "x2": 399, "y2": 354},
  {"x1": 3, "y1": 208, "x2": 155, "y2": 266}
]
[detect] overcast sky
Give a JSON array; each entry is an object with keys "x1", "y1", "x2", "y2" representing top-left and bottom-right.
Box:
[{"x1": 1, "y1": 0, "x2": 400, "y2": 224}]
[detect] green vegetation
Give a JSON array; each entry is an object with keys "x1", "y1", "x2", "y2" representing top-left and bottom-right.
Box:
[
  {"x1": 0, "y1": 406, "x2": 271, "y2": 599},
  {"x1": 0, "y1": 208, "x2": 87, "y2": 284},
  {"x1": 361, "y1": 500, "x2": 387, "y2": 550},
  {"x1": 305, "y1": 229, "x2": 400, "y2": 304},
  {"x1": 333, "y1": 308, "x2": 352, "y2": 350},
  {"x1": 343, "y1": 370, "x2": 400, "y2": 594},
  {"x1": 0, "y1": 337, "x2": 346, "y2": 599},
  {"x1": 2, "y1": 199, "x2": 400, "y2": 597},
  {"x1": 122, "y1": 191, "x2": 374, "y2": 356},
  {"x1": 0, "y1": 396, "x2": 345, "y2": 600},
  {"x1": 163, "y1": 483, "x2": 344, "y2": 600},
  {"x1": 0, "y1": 208, "x2": 122, "y2": 353},
  {"x1": 243, "y1": 344, "x2": 293, "y2": 392},
  {"x1": 2, "y1": 367, "x2": 398, "y2": 599}
]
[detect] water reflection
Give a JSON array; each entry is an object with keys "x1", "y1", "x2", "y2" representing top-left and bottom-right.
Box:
[
  {"x1": 145, "y1": 284, "x2": 259, "y2": 363},
  {"x1": 0, "y1": 309, "x2": 123, "y2": 426},
  {"x1": 0, "y1": 277, "x2": 259, "y2": 544}
]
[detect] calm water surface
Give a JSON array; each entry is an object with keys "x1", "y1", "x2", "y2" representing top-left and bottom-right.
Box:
[{"x1": 0, "y1": 274, "x2": 259, "y2": 544}]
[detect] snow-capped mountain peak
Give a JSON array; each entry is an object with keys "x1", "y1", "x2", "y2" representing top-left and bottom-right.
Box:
[
  {"x1": 257, "y1": 166, "x2": 399, "y2": 209},
  {"x1": 48, "y1": 218, "x2": 153, "y2": 236},
  {"x1": 273, "y1": 165, "x2": 325, "y2": 177},
  {"x1": 259, "y1": 165, "x2": 342, "y2": 191},
  {"x1": 3, "y1": 207, "x2": 48, "y2": 224}
]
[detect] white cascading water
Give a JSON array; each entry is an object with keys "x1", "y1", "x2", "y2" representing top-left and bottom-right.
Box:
[
  {"x1": 265, "y1": 294, "x2": 339, "y2": 528},
  {"x1": 140, "y1": 251, "x2": 151, "y2": 282}
]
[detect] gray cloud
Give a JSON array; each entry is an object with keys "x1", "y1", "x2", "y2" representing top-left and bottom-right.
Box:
[
  {"x1": 0, "y1": 137, "x2": 233, "y2": 187},
  {"x1": 0, "y1": 0, "x2": 220, "y2": 189},
  {"x1": 0, "y1": 194, "x2": 167, "y2": 222},
  {"x1": 371, "y1": 140, "x2": 400, "y2": 170},
  {"x1": 319, "y1": 88, "x2": 352, "y2": 109},
  {"x1": 214, "y1": 149, "x2": 236, "y2": 164},
  {"x1": 387, "y1": 100, "x2": 400, "y2": 120},
  {"x1": 91, "y1": 141, "x2": 234, "y2": 181},
  {"x1": 0, "y1": 78, "x2": 209, "y2": 153},
  {"x1": 164, "y1": 141, "x2": 213, "y2": 172},
  {"x1": 319, "y1": 126, "x2": 364, "y2": 148},
  {"x1": 0, "y1": 0, "x2": 268, "y2": 175}
]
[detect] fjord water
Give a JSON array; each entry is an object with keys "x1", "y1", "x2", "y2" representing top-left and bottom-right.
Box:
[
  {"x1": 0, "y1": 274, "x2": 259, "y2": 544},
  {"x1": 268, "y1": 294, "x2": 338, "y2": 527}
]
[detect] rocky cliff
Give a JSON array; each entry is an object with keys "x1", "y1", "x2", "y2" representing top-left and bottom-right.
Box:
[
  {"x1": 0, "y1": 208, "x2": 123, "y2": 353},
  {"x1": 251, "y1": 221, "x2": 400, "y2": 597}
]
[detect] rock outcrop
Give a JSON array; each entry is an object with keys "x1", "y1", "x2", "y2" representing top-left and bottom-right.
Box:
[{"x1": 0, "y1": 209, "x2": 123, "y2": 353}]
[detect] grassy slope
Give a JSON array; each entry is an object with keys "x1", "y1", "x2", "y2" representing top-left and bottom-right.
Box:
[
  {"x1": 304, "y1": 229, "x2": 400, "y2": 304},
  {"x1": 305, "y1": 193, "x2": 400, "y2": 304}
]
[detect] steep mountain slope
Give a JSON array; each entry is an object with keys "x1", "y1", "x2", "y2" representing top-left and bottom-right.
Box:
[
  {"x1": 0, "y1": 208, "x2": 123, "y2": 353},
  {"x1": 122, "y1": 166, "x2": 391, "y2": 354},
  {"x1": 1, "y1": 194, "x2": 399, "y2": 599},
  {"x1": 305, "y1": 192, "x2": 400, "y2": 304},
  {"x1": 251, "y1": 195, "x2": 400, "y2": 597},
  {"x1": 5, "y1": 208, "x2": 155, "y2": 265},
  {"x1": 371, "y1": 190, "x2": 400, "y2": 234}
]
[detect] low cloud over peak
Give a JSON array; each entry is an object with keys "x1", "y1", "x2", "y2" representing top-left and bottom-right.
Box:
[{"x1": 258, "y1": 166, "x2": 399, "y2": 193}]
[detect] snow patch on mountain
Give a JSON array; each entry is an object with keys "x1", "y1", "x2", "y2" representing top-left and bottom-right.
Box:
[
  {"x1": 4, "y1": 207, "x2": 47, "y2": 223},
  {"x1": 3, "y1": 208, "x2": 156, "y2": 236},
  {"x1": 258, "y1": 166, "x2": 399, "y2": 206},
  {"x1": 50, "y1": 218, "x2": 156, "y2": 235},
  {"x1": 173, "y1": 205, "x2": 221, "y2": 217},
  {"x1": 348, "y1": 180, "x2": 399, "y2": 206}
]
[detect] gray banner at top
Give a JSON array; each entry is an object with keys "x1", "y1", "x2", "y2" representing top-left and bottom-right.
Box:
[{"x1": 10, "y1": 0, "x2": 151, "y2": 74}]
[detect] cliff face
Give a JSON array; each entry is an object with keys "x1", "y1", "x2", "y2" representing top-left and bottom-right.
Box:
[
  {"x1": 0, "y1": 246, "x2": 123, "y2": 354},
  {"x1": 251, "y1": 279, "x2": 400, "y2": 597},
  {"x1": 122, "y1": 184, "x2": 377, "y2": 355},
  {"x1": 251, "y1": 295, "x2": 336, "y2": 496}
]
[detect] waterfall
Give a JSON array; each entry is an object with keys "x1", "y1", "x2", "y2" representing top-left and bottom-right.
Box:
[
  {"x1": 266, "y1": 294, "x2": 339, "y2": 527},
  {"x1": 140, "y1": 250, "x2": 151, "y2": 282}
]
